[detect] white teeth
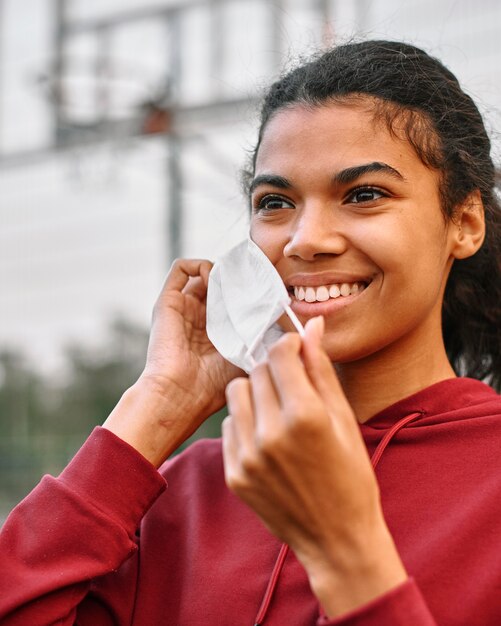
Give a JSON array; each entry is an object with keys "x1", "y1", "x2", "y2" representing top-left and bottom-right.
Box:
[
  {"x1": 340, "y1": 283, "x2": 351, "y2": 297},
  {"x1": 316, "y1": 286, "x2": 330, "y2": 301},
  {"x1": 293, "y1": 281, "x2": 367, "y2": 303},
  {"x1": 329, "y1": 284, "x2": 340, "y2": 298},
  {"x1": 305, "y1": 287, "x2": 316, "y2": 302},
  {"x1": 294, "y1": 286, "x2": 305, "y2": 300}
]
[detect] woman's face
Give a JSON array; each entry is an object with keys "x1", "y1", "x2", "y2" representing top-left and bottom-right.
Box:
[{"x1": 250, "y1": 102, "x2": 457, "y2": 363}]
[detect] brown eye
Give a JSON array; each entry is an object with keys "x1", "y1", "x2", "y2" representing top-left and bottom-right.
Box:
[
  {"x1": 347, "y1": 187, "x2": 386, "y2": 203},
  {"x1": 257, "y1": 195, "x2": 295, "y2": 211}
]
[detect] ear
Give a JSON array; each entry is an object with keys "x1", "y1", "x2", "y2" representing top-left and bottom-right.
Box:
[{"x1": 449, "y1": 190, "x2": 486, "y2": 260}]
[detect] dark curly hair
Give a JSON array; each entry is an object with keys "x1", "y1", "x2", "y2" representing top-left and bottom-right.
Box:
[{"x1": 244, "y1": 40, "x2": 501, "y2": 390}]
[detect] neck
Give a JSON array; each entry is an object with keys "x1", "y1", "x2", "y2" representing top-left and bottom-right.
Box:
[{"x1": 335, "y1": 324, "x2": 456, "y2": 424}]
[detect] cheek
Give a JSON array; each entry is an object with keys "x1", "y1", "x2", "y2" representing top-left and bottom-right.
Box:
[
  {"x1": 250, "y1": 220, "x2": 287, "y2": 265},
  {"x1": 357, "y1": 215, "x2": 440, "y2": 274}
]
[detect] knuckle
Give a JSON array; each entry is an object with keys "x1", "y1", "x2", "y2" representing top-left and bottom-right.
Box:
[
  {"x1": 258, "y1": 431, "x2": 285, "y2": 458},
  {"x1": 225, "y1": 460, "x2": 257, "y2": 494},
  {"x1": 283, "y1": 401, "x2": 308, "y2": 422},
  {"x1": 269, "y1": 332, "x2": 298, "y2": 358},
  {"x1": 286, "y1": 404, "x2": 323, "y2": 437},
  {"x1": 200, "y1": 259, "x2": 213, "y2": 273},
  {"x1": 225, "y1": 377, "x2": 248, "y2": 401},
  {"x1": 221, "y1": 415, "x2": 232, "y2": 435},
  {"x1": 267, "y1": 341, "x2": 283, "y2": 360},
  {"x1": 249, "y1": 362, "x2": 268, "y2": 381},
  {"x1": 241, "y1": 452, "x2": 261, "y2": 477},
  {"x1": 224, "y1": 468, "x2": 243, "y2": 492},
  {"x1": 169, "y1": 258, "x2": 183, "y2": 272}
]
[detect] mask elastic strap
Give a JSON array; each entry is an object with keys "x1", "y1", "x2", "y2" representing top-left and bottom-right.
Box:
[
  {"x1": 246, "y1": 303, "x2": 305, "y2": 368},
  {"x1": 283, "y1": 304, "x2": 305, "y2": 337}
]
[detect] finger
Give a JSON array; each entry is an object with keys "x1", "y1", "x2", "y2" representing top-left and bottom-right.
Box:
[
  {"x1": 301, "y1": 316, "x2": 356, "y2": 425},
  {"x1": 182, "y1": 276, "x2": 208, "y2": 301},
  {"x1": 248, "y1": 362, "x2": 283, "y2": 441},
  {"x1": 225, "y1": 377, "x2": 256, "y2": 454},
  {"x1": 163, "y1": 259, "x2": 213, "y2": 293},
  {"x1": 221, "y1": 415, "x2": 239, "y2": 487},
  {"x1": 199, "y1": 261, "x2": 213, "y2": 288},
  {"x1": 265, "y1": 333, "x2": 319, "y2": 413}
]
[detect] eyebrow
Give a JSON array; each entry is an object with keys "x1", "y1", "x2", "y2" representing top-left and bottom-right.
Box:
[
  {"x1": 333, "y1": 162, "x2": 405, "y2": 185},
  {"x1": 249, "y1": 174, "x2": 292, "y2": 195},
  {"x1": 248, "y1": 161, "x2": 405, "y2": 195}
]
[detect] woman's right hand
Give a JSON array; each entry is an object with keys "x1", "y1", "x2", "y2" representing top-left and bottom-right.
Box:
[
  {"x1": 103, "y1": 259, "x2": 242, "y2": 467},
  {"x1": 143, "y1": 258, "x2": 242, "y2": 417}
]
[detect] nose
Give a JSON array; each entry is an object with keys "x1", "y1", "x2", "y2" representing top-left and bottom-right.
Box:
[{"x1": 283, "y1": 203, "x2": 348, "y2": 261}]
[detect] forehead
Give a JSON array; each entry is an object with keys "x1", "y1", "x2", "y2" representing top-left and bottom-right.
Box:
[{"x1": 255, "y1": 102, "x2": 427, "y2": 178}]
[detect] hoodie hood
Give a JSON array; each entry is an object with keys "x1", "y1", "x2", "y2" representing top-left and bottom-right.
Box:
[
  {"x1": 362, "y1": 377, "x2": 497, "y2": 430},
  {"x1": 360, "y1": 377, "x2": 498, "y2": 463}
]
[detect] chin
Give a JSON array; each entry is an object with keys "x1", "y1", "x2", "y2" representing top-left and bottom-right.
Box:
[{"x1": 321, "y1": 333, "x2": 384, "y2": 365}]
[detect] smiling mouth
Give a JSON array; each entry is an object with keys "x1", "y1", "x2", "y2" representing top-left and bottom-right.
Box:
[{"x1": 289, "y1": 281, "x2": 369, "y2": 303}]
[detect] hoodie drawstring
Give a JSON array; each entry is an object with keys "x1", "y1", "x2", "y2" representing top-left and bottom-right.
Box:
[
  {"x1": 253, "y1": 543, "x2": 290, "y2": 626},
  {"x1": 253, "y1": 411, "x2": 423, "y2": 625},
  {"x1": 370, "y1": 411, "x2": 422, "y2": 469}
]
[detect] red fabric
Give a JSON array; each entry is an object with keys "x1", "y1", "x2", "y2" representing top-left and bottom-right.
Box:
[
  {"x1": 0, "y1": 377, "x2": 500, "y2": 625},
  {"x1": 318, "y1": 579, "x2": 435, "y2": 625}
]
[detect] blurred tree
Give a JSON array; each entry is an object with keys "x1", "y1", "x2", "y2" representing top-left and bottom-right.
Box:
[
  {"x1": 0, "y1": 350, "x2": 50, "y2": 510},
  {"x1": 50, "y1": 317, "x2": 150, "y2": 436},
  {"x1": 0, "y1": 317, "x2": 227, "y2": 521}
]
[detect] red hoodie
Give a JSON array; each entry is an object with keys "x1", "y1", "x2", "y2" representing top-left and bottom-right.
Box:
[{"x1": 0, "y1": 377, "x2": 500, "y2": 625}]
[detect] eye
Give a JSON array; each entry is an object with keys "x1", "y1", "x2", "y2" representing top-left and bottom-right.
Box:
[
  {"x1": 255, "y1": 194, "x2": 295, "y2": 211},
  {"x1": 346, "y1": 186, "x2": 387, "y2": 204}
]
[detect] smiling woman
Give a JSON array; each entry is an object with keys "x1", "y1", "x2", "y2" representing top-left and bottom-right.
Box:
[
  {"x1": 1, "y1": 41, "x2": 501, "y2": 626},
  {"x1": 249, "y1": 102, "x2": 462, "y2": 389},
  {"x1": 245, "y1": 41, "x2": 500, "y2": 391}
]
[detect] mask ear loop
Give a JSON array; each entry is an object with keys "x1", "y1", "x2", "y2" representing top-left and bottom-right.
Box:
[
  {"x1": 283, "y1": 304, "x2": 305, "y2": 337},
  {"x1": 247, "y1": 302, "x2": 305, "y2": 365},
  {"x1": 246, "y1": 302, "x2": 305, "y2": 369}
]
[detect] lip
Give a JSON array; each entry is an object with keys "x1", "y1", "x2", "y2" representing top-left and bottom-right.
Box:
[{"x1": 286, "y1": 272, "x2": 373, "y2": 288}]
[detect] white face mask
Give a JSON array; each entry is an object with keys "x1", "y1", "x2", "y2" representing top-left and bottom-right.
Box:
[{"x1": 206, "y1": 238, "x2": 304, "y2": 373}]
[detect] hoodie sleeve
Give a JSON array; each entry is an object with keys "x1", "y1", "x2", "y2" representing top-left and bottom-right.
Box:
[
  {"x1": 0, "y1": 427, "x2": 166, "y2": 626},
  {"x1": 317, "y1": 579, "x2": 437, "y2": 626}
]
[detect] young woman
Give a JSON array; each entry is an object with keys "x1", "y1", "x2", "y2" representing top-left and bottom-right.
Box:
[{"x1": 1, "y1": 40, "x2": 500, "y2": 626}]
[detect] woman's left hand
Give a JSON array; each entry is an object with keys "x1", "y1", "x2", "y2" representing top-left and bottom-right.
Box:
[{"x1": 222, "y1": 316, "x2": 407, "y2": 618}]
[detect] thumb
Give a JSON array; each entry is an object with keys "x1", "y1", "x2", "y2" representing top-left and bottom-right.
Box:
[
  {"x1": 304, "y1": 314, "x2": 325, "y2": 346},
  {"x1": 302, "y1": 316, "x2": 352, "y2": 417},
  {"x1": 302, "y1": 316, "x2": 333, "y2": 388}
]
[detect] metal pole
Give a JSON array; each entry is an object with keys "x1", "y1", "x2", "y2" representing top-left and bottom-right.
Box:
[
  {"x1": 269, "y1": 0, "x2": 284, "y2": 74},
  {"x1": 209, "y1": 0, "x2": 223, "y2": 100},
  {"x1": 167, "y1": 133, "x2": 182, "y2": 263},
  {"x1": 166, "y1": 8, "x2": 183, "y2": 263},
  {"x1": 53, "y1": 0, "x2": 66, "y2": 145},
  {"x1": 0, "y1": 0, "x2": 3, "y2": 153},
  {"x1": 95, "y1": 25, "x2": 111, "y2": 129}
]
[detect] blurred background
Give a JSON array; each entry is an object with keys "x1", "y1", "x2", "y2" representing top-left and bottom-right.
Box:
[{"x1": 1, "y1": 0, "x2": 500, "y2": 520}]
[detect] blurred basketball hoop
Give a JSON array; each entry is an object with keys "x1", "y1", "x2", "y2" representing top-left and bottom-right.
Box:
[
  {"x1": 39, "y1": 53, "x2": 172, "y2": 138},
  {"x1": 37, "y1": 54, "x2": 173, "y2": 187}
]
